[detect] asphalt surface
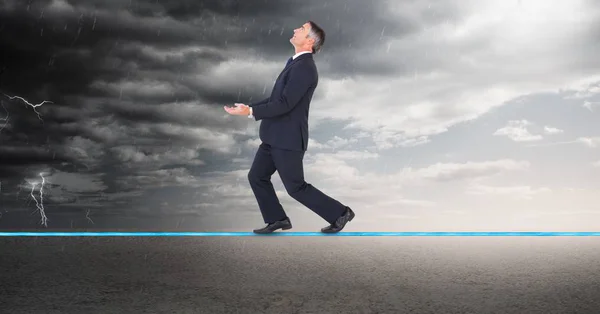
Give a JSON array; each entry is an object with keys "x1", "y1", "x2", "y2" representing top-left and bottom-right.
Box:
[{"x1": 1, "y1": 236, "x2": 599, "y2": 313}]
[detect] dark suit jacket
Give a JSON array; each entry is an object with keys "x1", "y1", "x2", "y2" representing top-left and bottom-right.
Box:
[{"x1": 249, "y1": 53, "x2": 318, "y2": 152}]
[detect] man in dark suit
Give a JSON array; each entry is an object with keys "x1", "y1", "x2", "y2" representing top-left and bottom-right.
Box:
[{"x1": 224, "y1": 20, "x2": 355, "y2": 234}]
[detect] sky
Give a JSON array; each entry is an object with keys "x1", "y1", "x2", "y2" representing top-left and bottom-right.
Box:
[{"x1": 0, "y1": 0, "x2": 599, "y2": 231}]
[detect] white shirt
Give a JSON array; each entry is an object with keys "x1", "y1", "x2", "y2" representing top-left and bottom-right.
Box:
[
  {"x1": 249, "y1": 51, "x2": 312, "y2": 118},
  {"x1": 292, "y1": 50, "x2": 312, "y2": 59}
]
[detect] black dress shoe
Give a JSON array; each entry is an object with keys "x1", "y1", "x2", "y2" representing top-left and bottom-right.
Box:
[
  {"x1": 253, "y1": 217, "x2": 292, "y2": 234},
  {"x1": 321, "y1": 207, "x2": 355, "y2": 233}
]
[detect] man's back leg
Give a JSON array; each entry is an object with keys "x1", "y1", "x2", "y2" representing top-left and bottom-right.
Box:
[{"x1": 271, "y1": 147, "x2": 347, "y2": 225}]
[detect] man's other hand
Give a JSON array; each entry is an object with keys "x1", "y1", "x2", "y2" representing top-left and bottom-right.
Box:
[{"x1": 224, "y1": 103, "x2": 250, "y2": 116}]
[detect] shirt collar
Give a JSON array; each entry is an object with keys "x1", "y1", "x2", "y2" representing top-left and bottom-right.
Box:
[{"x1": 292, "y1": 50, "x2": 312, "y2": 60}]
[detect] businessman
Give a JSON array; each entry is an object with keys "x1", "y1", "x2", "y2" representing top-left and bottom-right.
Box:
[{"x1": 224, "y1": 20, "x2": 355, "y2": 234}]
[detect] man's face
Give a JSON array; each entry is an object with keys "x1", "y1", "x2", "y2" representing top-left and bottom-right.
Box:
[{"x1": 290, "y1": 22, "x2": 313, "y2": 49}]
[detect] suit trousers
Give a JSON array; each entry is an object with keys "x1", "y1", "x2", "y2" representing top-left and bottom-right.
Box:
[{"x1": 248, "y1": 142, "x2": 347, "y2": 224}]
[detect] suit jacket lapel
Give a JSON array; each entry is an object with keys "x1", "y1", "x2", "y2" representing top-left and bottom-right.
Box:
[
  {"x1": 285, "y1": 53, "x2": 312, "y2": 70},
  {"x1": 276, "y1": 53, "x2": 313, "y2": 81}
]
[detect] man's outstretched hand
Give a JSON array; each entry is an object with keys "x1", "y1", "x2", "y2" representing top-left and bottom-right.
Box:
[{"x1": 224, "y1": 103, "x2": 250, "y2": 116}]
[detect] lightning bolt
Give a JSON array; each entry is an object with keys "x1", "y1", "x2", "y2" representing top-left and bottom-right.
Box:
[
  {"x1": 86, "y1": 209, "x2": 94, "y2": 225},
  {"x1": 0, "y1": 67, "x2": 52, "y2": 133},
  {"x1": 2, "y1": 93, "x2": 52, "y2": 122},
  {"x1": 29, "y1": 173, "x2": 49, "y2": 227}
]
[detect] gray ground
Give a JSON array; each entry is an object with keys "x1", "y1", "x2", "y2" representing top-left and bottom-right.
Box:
[{"x1": 1, "y1": 236, "x2": 599, "y2": 313}]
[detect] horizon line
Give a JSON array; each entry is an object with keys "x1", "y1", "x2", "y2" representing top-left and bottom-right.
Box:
[{"x1": 1, "y1": 231, "x2": 600, "y2": 237}]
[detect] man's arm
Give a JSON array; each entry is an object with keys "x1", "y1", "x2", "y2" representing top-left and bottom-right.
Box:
[
  {"x1": 251, "y1": 66, "x2": 314, "y2": 120},
  {"x1": 248, "y1": 97, "x2": 270, "y2": 107}
]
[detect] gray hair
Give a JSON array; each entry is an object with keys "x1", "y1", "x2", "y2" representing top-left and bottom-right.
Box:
[{"x1": 307, "y1": 20, "x2": 325, "y2": 54}]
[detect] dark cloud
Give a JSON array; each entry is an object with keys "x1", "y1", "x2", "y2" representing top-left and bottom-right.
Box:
[{"x1": 0, "y1": 146, "x2": 66, "y2": 166}]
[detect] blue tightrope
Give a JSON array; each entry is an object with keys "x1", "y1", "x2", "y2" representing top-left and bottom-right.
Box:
[{"x1": 1, "y1": 232, "x2": 600, "y2": 236}]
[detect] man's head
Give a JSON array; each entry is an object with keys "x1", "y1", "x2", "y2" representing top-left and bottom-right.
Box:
[{"x1": 290, "y1": 21, "x2": 325, "y2": 54}]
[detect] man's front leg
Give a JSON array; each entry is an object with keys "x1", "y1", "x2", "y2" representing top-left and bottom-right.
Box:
[{"x1": 248, "y1": 143, "x2": 287, "y2": 223}]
